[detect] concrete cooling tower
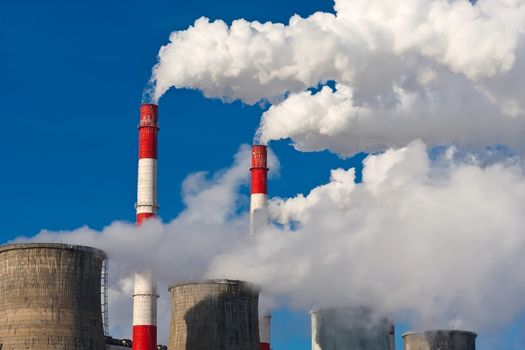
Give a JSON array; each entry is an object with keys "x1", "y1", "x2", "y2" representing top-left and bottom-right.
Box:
[
  {"x1": 0, "y1": 243, "x2": 107, "y2": 350},
  {"x1": 403, "y1": 330, "x2": 476, "y2": 350},
  {"x1": 168, "y1": 279, "x2": 260, "y2": 350},
  {"x1": 311, "y1": 306, "x2": 391, "y2": 350}
]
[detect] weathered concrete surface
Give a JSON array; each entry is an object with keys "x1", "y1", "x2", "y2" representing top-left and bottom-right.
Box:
[
  {"x1": 403, "y1": 330, "x2": 476, "y2": 350},
  {"x1": 168, "y1": 279, "x2": 260, "y2": 350},
  {"x1": 0, "y1": 243, "x2": 107, "y2": 350},
  {"x1": 311, "y1": 306, "x2": 390, "y2": 350}
]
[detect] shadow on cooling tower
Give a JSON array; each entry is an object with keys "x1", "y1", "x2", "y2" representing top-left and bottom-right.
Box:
[{"x1": 168, "y1": 279, "x2": 260, "y2": 350}]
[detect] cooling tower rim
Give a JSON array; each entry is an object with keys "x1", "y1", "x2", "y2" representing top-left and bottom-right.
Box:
[
  {"x1": 309, "y1": 305, "x2": 373, "y2": 314},
  {"x1": 402, "y1": 330, "x2": 477, "y2": 338},
  {"x1": 0, "y1": 243, "x2": 107, "y2": 259},
  {"x1": 168, "y1": 279, "x2": 260, "y2": 292}
]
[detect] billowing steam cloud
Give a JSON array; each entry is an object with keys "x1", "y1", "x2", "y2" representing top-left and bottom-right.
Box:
[
  {"x1": 16, "y1": 142, "x2": 525, "y2": 347},
  {"x1": 150, "y1": 0, "x2": 525, "y2": 154}
]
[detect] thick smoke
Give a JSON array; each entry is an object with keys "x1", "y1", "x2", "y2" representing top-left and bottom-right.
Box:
[
  {"x1": 150, "y1": 0, "x2": 525, "y2": 153},
  {"x1": 16, "y1": 142, "x2": 525, "y2": 347}
]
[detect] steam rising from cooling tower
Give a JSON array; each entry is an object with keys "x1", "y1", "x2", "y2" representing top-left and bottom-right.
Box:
[{"x1": 18, "y1": 140, "x2": 525, "y2": 348}]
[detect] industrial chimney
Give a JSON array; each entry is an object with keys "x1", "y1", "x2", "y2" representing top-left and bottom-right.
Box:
[
  {"x1": 250, "y1": 145, "x2": 269, "y2": 235},
  {"x1": 250, "y1": 145, "x2": 272, "y2": 350},
  {"x1": 133, "y1": 103, "x2": 159, "y2": 350}
]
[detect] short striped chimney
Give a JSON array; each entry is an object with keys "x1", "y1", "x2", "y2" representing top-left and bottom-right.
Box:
[
  {"x1": 250, "y1": 145, "x2": 271, "y2": 350},
  {"x1": 250, "y1": 145, "x2": 269, "y2": 235},
  {"x1": 259, "y1": 311, "x2": 272, "y2": 350},
  {"x1": 389, "y1": 321, "x2": 395, "y2": 350},
  {"x1": 133, "y1": 103, "x2": 159, "y2": 350}
]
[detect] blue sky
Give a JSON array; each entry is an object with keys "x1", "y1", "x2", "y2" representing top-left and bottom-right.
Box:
[{"x1": 3, "y1": 1, "x2": 525, "y2": 349}]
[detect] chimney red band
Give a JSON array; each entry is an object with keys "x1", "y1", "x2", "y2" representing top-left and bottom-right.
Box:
[
  {"x1": 132, "y1": 325, "x2": 157, "y2": 350},
  {"x1": 139, "y1": 104, "x2": 159, "y2": 159},
  {"x1": 251, "y1": 145, "x2": 268, "y2": 194},
  {"x1": 136, "y1": 213, "x2": 155, "y2": 225}
]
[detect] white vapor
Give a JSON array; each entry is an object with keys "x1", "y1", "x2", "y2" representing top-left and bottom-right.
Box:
[
  {"x1": 14, "y1": 141, "x2": 525, "y2": 349},
  {"x1": 150, "y1": 0, "x2": 525, "y2": 154}
]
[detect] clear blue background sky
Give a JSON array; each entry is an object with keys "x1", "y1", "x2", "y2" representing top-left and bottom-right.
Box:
[{"x1": 0, "y1": 0, "x2": 509, "y2": 348}]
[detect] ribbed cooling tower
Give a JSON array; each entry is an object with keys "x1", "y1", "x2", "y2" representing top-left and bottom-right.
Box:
[
  {"x1": 168, "y1": 279, "x2": 260, "y2": 350},
  {"x1": 311, "y1": 306, "x2": 391, "y2": 350},
  {"x1": 403, "y1": 330, "x2": 476, "y2": 350},
  {"x1": 0, "y1": 243, "x2": 107, "y2": 350}
]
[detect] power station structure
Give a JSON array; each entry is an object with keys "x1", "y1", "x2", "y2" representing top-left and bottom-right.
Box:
[
  {"x1": 403, "y1": 330, "x2": 477, "y2": 350},
  {"x1": 0, "y1": 102, "x2": 485, "y2": 350},
  {"x1": 168, "y1": 280, "x2": 261, "y2": 350},
  {"x1": 133, "y1": 103, "x2": 159, "y2": 350},
  {"x1": 311, "y1": 306, "x2": 391, "y2": 350},
  {"x1": 250, "y1": 144, "x2": 272, "y2": 350},
  {"x1": 0, "y1": 243, "x2": 107, "y2": 349}
]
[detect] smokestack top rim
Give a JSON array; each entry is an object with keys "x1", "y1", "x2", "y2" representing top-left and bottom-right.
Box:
[
  {"x1": 402, "y1": 330, "x2": 478, "y2": 338},
  {"x1": 140, "y1": 103, "x2": 158, "y2": 108},
  {"x1": 140, "y1": 103, "x2": 159, "y2": 117},
  {"x1": 168, "y1": 279, "x2": 261, "y2": 292},
  {"x1": 0, "y1": 243, "x2": 107, "y2": 259}
]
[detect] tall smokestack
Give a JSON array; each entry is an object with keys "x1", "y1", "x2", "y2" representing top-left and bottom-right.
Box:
[
  {"x1": 133, "y1": 103, "x2": 159, "y2": 350},
  {"x1": 389, "y1": 320, "x2": 395, "y2": 350},
  {"x1": 250, "y1": 145, "x2": 269, "y2": 235},
  {"x1": 250, "y1": 145, "x2": 271, "y2": 350},
  {"x1": 136, "y1": 104, "x2": 159, "y2": 224},
  {"x1": 259, "y1": 312, "x2": 271, "y2": 350}
]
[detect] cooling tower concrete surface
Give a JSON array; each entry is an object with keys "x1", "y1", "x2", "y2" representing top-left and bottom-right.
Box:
[
  {"x1": 311, "y1": 306, "x2": 391, "y2": 350},
  {"x1": 403, "y1": 330, "x2": 476, "y2": 350},
  {"x1": 168, "y1": 279, "x2": 260, "y2": 350},
  {"x1": 0, "y1": 243, "x2": 107, "y2": 350}
]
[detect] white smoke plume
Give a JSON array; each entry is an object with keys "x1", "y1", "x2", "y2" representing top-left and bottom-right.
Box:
[
  {"x1": 14, "y1": 141, "x2": 525, "y2": 348},
  {"x1": 149, "y1": 0, "x2": 525, "y2": 155}
]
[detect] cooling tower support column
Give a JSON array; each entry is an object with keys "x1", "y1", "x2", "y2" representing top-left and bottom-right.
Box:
[
  {"x1": 403, "y1": 330, "x2": 476, "y2": 350},
  {"x1": 250, "y1": 145, "x2": 269, "y2": 235},
  {"x1": 133, "y1": 103, "x2": 159, "y2": 350},
  {"x1": 0, "y1": 243, "x2": 107, "y2": 349}
]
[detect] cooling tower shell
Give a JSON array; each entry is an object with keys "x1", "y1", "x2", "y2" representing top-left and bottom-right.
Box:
[
  {"x1": 168, "y1": 279, "x2": 260, "y2": 350},
  {"x1": 0, "y1": 243, "x2": 107, "y2": 350},
  {"x1": 311, "y1": 306, "x2": 391, "y2": 350},
  {"x1": 403, "y1": 330, "x2": 476, "y2": 350}
]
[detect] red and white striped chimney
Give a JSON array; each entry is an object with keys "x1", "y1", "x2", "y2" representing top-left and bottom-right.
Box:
[
  {"x1": 133, "y1": 103, "x2": 159, "y2": 350},
  {"x1": 250, "y1": 145, "x2": 271, "y2": 350},
  {"x1": 389, "y1": 320, "x2": 395, "y2": 350},
  {"x1": 259, "y1": 311, "x2": 271, "y2": 350},
  {"x1": 250, "y1": 145, "x2": 269, "y2": 235}
]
